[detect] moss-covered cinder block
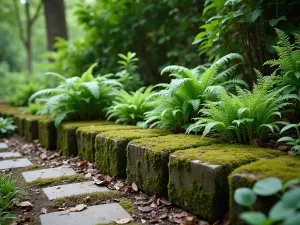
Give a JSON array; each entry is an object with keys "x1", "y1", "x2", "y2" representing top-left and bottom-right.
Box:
[
  {"x1": 24, "y1": 115, "x2": 48, "y2": 142},
  {"x1": 57, "y1": 121, "x2": 114, "y2": 156},
  {"x1": 13, "y1": 113, "x2": 27, "y2": 136},
  {"x1": 0, "y1": 104, "x2": 22, "y2": 117},
  {"x1": 77, "y1": 124, "x2": 138, "y2": 162},
  {"x1": 168, "y1": 144, "x2": 283, "y2": 222},
  {"x1": 126, "y1": 134, "x2": 219, "y2": 196},
  {"x1": 95, "y1": 129, "x2": 171, "y2": 178},
  {"x1": 229, "y1": 156, "x2": 300, "y2": 225},
  {"x1": 38, "y1": 118, "x2": 56, "y2": 150}
]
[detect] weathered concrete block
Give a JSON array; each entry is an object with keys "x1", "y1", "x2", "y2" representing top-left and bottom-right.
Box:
[
  {"x1": 126, "y1": 134, "x2": 218, "y2": 196},
  {"x1": 0, "y1": 152, "x2": 22, "y2": 158},
  {"x1": 22, "y1": 167, "x2": 77, "y2": 182},
  {"x1": 95, "y1": 129, "x2": 170, "y2": 178},
  {"x1": 24, "y1": 115, "x2": 48, "y2": 142},
  {"x1": 0, "y1": 104, "x2": 22, "y2": 117},
  {"x1": 56, "y1": 121, "x2": 114, "y2": 156},
  {"x1": 13, "y1": 113, "x2": 26, "y2": 136},
  {"x1": 229, "y1": 156, "x2": 300, "y2": 225},
  {"x1": 0, "y1": 142, "x2": 8, "y2": 151},
  {"x1": 77, "y1": 125, "x2": 137, "y2": 162},
  {"x1": 168, "y1": 144, "x2": 283, "y2": 221},
  {"x1": 0, "y1": 158, "x2": 32, "y2": 170},
  {"x1": 38, "y1": 118, "x2": 56, "y2": 150}
]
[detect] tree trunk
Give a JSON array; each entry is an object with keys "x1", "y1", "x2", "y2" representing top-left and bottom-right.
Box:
[
  {"x1": 25, "y1": 2, "x2": 32, "y2": 72},
  {"x1": 44, "y1": 0, "x2": 68, "y2": 51}
]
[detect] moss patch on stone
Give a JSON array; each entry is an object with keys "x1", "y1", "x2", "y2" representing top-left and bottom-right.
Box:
[
  {"x1": 0, "y1": 104, "x2": 22, "y2": 117},
  {"x1": 50, "y1": 190, "x2": 120, "y2": 208},
  {"x1": 168, "y1": 144, "x2": 283, "y2": 221},
  {"x1": 28, "y1": 174, "x2": 86, "y2": 188},
  {"x1": 95, "y1": 129, "x2": 170, "y2": 178},
  {"x1": 77, "y1": 124, "x2": 138, "y2": 162},
  {"x1": 13, "y1": 113, "x2": 26, "y2": 136},
  {"x1": 23, "y1": 115, "x2": 48, "y2": 142},
  {"x1": 19, "y1": 164, "x2": 41, "y2": 171},
  {"x1": 57, "y1": 121, "x2": 114, "y2": 156},
  {"x1": 119, "y1": 198, "x2": 135, "y2": 214},
  {"x1": 229, "y1": 156, "x2": 300, "y2": 225},
  {"x1": 127, "y1": 134, "x2": 219, "y2": 196},
  {"x1": 38, "y1": 118, "x2": 56, "y2": 149}
]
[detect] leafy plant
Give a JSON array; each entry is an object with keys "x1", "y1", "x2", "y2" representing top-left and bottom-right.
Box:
[
  {"x1": 29, "y1": 63, "x2": 122, "y2": 126},
  {"x1": 234, "y1": 177, "x2": 300, "y2": 225},
  {"x1": 145, "y1": 53, "x2": 246, "y2": 133},
  {"x1": 0, "y1": 117, "x2": 16, "y2": 137},
  {"x1": 0, "y1": 174, "x2": 18, "y2": 225},
  {"x1": 107, "y1": 86, "x2": 154, "y2": 126},
  {"x1": 187, "y1": 75, "x2": 296, "y2": 144},
  {"x1": 24, "y1": 101, "x2": 46, "y2": 115},
  {"x1": 278, "y1": 123, "x2": 300, "y2": 155},
  {"x1": 115, "y1": 52, "x2": 143, "y2": 92}
]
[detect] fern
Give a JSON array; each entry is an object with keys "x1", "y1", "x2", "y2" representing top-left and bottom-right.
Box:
[{"x1": 145, "y1": 53, "x2": 245, "y2": 133}]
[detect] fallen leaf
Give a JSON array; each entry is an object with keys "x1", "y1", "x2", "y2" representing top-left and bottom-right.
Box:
[
  {"x1": 114, "y1": 218, "x2": 133, "y2": 224},
  {"x1": 141, "y1": 219, "x2": 146, "y2": 224},
  {"x1": 16, "y1": 201, "x2": 33, "y2": 207},
  {"x1": 132, "y1": 182, "x2": 138, "y2": 192},
  {"x1": 138, "y1": 206, "x2": 152, "y2": 213},
  {"x1": 198, "y1": 220, "x2": 209, "y2": 225},
  {"x1": 160, "y1": 198, "x2": 171, "y2": 206},
  {"x1": 158, "y1": 214, "x2": 168, "y2": 220},
  {"x1": 94, "y1": 179, "x2": 110, "y2": 186},
  {"x1": 78, "y1": 161, "x2": 88, "y2": 168},
  {"x1": 69, "y1": 204, "x2": 87, "y2": 212},
  {"x1": 40, "y1": 152, "x2": 47, "y2": 160},
  {"x1": 173, "y1": 212, "x2": 188, "y2": 218},
  {"x1": 182, "y1": 216, "x2": 196, "y2": 225},
  {"x1": 40, "y1": 208, "x2": 48, "y2": 214},
  {"x1": 49, "y1": 153, "x2": 59, "y2": 159}
]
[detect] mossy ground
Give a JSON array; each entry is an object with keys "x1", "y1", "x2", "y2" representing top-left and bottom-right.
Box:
[
  {"x1": 127, "y1": 134, "x2": 219, "y2": 196},
  {"x1": 19, "y1": 164, "x2": 41, "y2": 171},
  {"x1": 28, "y1": 174, "x2": 87, "y2": 188},
  {"x1": 50, "y1": 190, "x2": 120, "y2": 208},
  {"x1": 95, "y1": 129, "x2": 170, "y2": 178},
  {"x1": 119, "y1": 198, "x2": 135, "y2": 214},
  {"x1": 168, "y1": 144, "x2": 283, "y2": 221},
  {"x1": 38, "y1": 118, "x2": 56, "y2": 149}
]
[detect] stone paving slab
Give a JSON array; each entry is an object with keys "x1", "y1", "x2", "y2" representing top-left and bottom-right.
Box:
[
  {"x1": 40, "y1": 203, "x2": 132, "y2": 225},
  {"x1": 0, "y1": 152, "x2": 22, "y2": 158},
  {"x1": 43, "y1": 181, "x2": 109, "y2": 200},
  {"x1": 0, "y1": 142, "x2": 8, "y2": 150},
  {"x1": 22, "y1": 167, "x2": 77, "y2": 182},
  {"x1": 0, "y1": 158, "x2": 32, "y2": 170}
]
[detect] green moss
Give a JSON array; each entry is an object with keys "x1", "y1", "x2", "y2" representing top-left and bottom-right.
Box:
[
  {"x1": 119, "y1": 198, "x2": 135, "y2": 214},
  {"x1": 28, "y1": 174, "x2": 86, "y2": 188},
  {"x1": 57, "y1": 121, "x2": 114, "y2": 156},
  {"x1": 23, "y1": 115, "x2": 48, "y2": 142},
  {"x1": 95, "y1": 129, "x2": 170, "y2": 178},
  {"x1": 19, "y1": 164, "x2": 41, "y2": 171},
  {"x1": 0, "y1": 104, "x2": 22, "y2": 117},
  {"x1": 50, "y1": 190, "x2": 120, "y2": 208},
  {"x1": 13, "y1": 113, "x2": 26, "y2": 136},
  {"x1": 38, "y1": 118, "x2": 56, "y2": 149},
  {"x1": 77, "y1": 124, "x2": 138, "y2": 162},
  {"x1": 126, "y1": 134, "x2": 219, "y2": 196},
  {"x1": 96, "y1": 223, "x2": 142, "y2": 225}
]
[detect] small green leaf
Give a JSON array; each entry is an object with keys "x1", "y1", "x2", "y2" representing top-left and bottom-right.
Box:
[
  {"x1": 282, "y1": 188, "x2": 300, "y2": 208},
  {"x1": 253, "y1": 177, "x2": 282, "y2": 196},
  {"x1": 269, "y1": 200, "x2": 295, "y2": 221},
  {"x1": 283, "y1": 179, "x2": 300, "y2": 190},
  {"x1": 246, "y1": 9, "x2": 261, "y2": 23},
  {"x1": 240, "y1": 212, "x2": 267, "y2": 225},
  {"x1": 269, "y1": 16, "x2": 287, "y2": 27},
  {"x1": 278, "y1": 136, "x2": 295, "y2": 142},
  {"x1": 283, "y1": 213, "x2": 300, "y2": 225},
  {"x1": 234, "y1": 188, "x2": 257, "y2": 207}
]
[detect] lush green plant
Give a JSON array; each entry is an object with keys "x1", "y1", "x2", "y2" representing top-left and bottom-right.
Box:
[
  {"x1": 115, "y1": 52, "x2": 143, "y2": 92},
  {"x1": 0, "y1": 117, "x2": 16, "y2": 137},
  {"x1": 278, "y1": 123, "x2": 300, "y2": 155},
  {"x1": 24, "y1": 101, "x2": 46, "y2": 115},
  {"x1": 107, "y1": 86, "x2": 154, "y2": 126},
  {"x1": 145, "y1": 53, "x2": 246, "y2": 133},
  {"x1": 0, "y1": 174, "x2": 18, "y2": 225},
  {"x1": 29, "y1": 64, "x2": 122, "y2": 126},
  {"x1": 234, "y1": 177, "x2": 300, "y2": 225},
  {"x1": 187, "y1": 75, "x2": 295, "y2": 144}
]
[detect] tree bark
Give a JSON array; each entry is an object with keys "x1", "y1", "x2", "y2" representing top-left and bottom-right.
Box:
[
  {"x1": 44, "y1": 0, "x2": 68, "y2": 51},
  {"x1": 25, "y1": 2, "x2": 32, "y2": 72}
]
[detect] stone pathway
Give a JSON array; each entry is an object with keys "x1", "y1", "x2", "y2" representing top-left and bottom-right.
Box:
[
  {"x1": 0, "y1": 142, "x2": 8, "y2": 150},
  {"x1": 0, "y1": 142, "x2": 133, "y2": 225},
  {"x1": 0, "y1": 151, "x2": 21, "y2": 158}
]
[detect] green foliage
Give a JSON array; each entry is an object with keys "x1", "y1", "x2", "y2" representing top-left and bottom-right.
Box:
[
  {"x1": 0, "y1": 174, "x2": 18, "y2": 225},
  {"x1": 24, "y1": 101, "x2": 46, "y2": 115},
  {"x1": 235, "y1": 177, "x2": 300, "y2": 225},
  {"x1": 47, "y1": 0, "x2": 202, "y2": 84},
  {"x1": 116, "y1": 52, "x2": 143, "y2": 91},
  {"x1": 278, "y1": 123, "x2": 300, "y2": 156},
  {"x1": 0, "y1": 117, "x2": 16, "y2": 137},
  {"x1": 29, "y1": 64, "x2": 122, "y2": 126},
  {"x1": 145, "y1": 53, "x2": 246, "y2": 133},
  {"x1": 107, "y1": 86, "x2": 154, "y2": 126},
  {"x1": 187, "y1": 75, "x2": 296, "y2": 144}
]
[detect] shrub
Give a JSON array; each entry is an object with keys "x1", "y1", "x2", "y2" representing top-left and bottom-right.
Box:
[
  {"x1": 0, "y1": 117, "x2": 16, "y2": 137},
  {"x1": 106, "y1": 86, "x2": 154, "y2": 126},
  {"x1": 187, "y1": 75, "x2": 296, "y2": 144},
  {"x1": 29, "y1": 64, "x2": 122, "y2": 126},
  {"x1": 145, "y1": 53, "x2": 246, "y2": 133},
  {"x1": 234, "y1": 177, "x2": 300, "y2": 225}
]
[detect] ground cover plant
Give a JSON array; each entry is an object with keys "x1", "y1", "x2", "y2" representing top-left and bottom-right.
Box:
[
  {"x1": 0, "y1": 117, "x2": 16, "y2": 137},
  {"x1": 29, "y1": 63, "x2": 122, "y2": 126},
  {"x1": 278, "y1": 123, "x2": 300, "y2": 155},
  {"x1": 145, "y1": 53, "x2": 247, "y2": 133}
]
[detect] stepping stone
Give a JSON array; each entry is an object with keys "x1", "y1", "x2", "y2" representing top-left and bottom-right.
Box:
[
  {"x1": 0, "y1": 152, "x2": 22, "y2": 159},
  {"x1": 22, "y1": 167, "x2": 77, "y2": 182},
  {"x1": 43, "y1": 181, "x2": 108, "y2": 200},
  {"x1": 40, "y1": 203, "x2": 132, "y2": 225},
  {"x1": 0, "y1": 158, "x2": 32, "y2": 170},
  {"x1": 0, "y1": 142, "x2": 8, "y2": 150}
]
